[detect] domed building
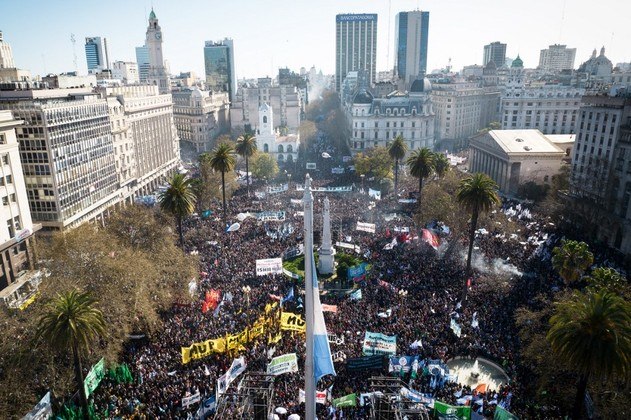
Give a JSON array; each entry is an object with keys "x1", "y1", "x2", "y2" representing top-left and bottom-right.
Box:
[
  {"x1": 347, "y1": 77, "x2": 435, "y2": 153},
  {"x1": 578, "y1": 47, "x2": 613, "y2": 79}
]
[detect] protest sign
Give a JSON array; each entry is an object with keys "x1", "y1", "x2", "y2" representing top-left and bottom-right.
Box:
[
  {"x1": 356, "y1": 221, "x2": 376, "y2": 233},
  {"x1": 362, "y1": 332, "x2": 397, "y2": 356},
  {"x1": 266, "y1": 353, "x2": 298, "y2": 376},
  {"x1": 255, "y1": 258, "x2": 283, "y2": 276}
]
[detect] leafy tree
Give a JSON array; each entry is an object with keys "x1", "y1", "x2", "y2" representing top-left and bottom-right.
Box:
[
  {"x1": 36, "y1": 290, "x2": 106, "y2": 420},
  {"x1": 235, "y1": 133, "x2": 258, "y2": 197},
  {"x1": 158, "y1": 173, "x2": 196, "y2": 249},
  {"x1": 299, "y1": 120, "x2": 318, "y2": 149},
  {"x1": 433, "y1": 153, "x2": 450, "y2": 178},
  {"x1": 354, "y1": 147, "x2": 393, "y2": 182},
  {"x1": 456, "y1": 173, "x2": 500, "y2": 297},
  {"x1": 552, "y1": 240, "x2": 594, "y2": 285},
  {"x1": 209, "y1": 142, "x2": 236, "y2": 221},
  {"x1": 586, "y1": 267, "x2": 629, "y2": 297},
  {"x1": 251, "y1": 152, "x2": 280, "y2": 180},
  {"x1": 547, "y1": 290, "x2": 631, "y2": 419},
  {"x1": 406, "y1": 148, "x2": 435, "y2": 220},
  {"x1": 388, "y1": 135, "x2": 408, "y2": 196}
]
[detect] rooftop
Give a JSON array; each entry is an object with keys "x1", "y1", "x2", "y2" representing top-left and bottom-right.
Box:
[
  {"x1": 488, "y1": 129, "x2": 565, "y2": 155},
  {"x1": 546, "y1": 134, "x2": 576, "y2": 144}
]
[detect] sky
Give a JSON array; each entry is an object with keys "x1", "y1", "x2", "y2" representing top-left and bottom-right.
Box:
[{"x1": 1, "y1": 0, "x2": 630, "y2": 80}]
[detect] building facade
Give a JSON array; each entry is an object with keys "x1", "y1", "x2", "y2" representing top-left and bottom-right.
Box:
[
  {"x1": 143, "y1": 9, "x2": 170, "y2": 93},
  {"x1": 538, "y1": 44, "x2": 576, "y2": 72},
  {"x1": 395, "y1": 10, "x2": 430, "y2": 85},
  {"x1": 483, "y1": 42, "x2": 507, "y2": 67},
  {"x1": 0, "y1": 31, "x2": 15, "y2": 69},
  {"x1": 85, "y1": 37, "x2": 110, "y2": 72},
  {"x1": 255, "y1": 103, "x2": 299, "y2": 163},
  {"x1": 203, "y1": 39, "x2": 236, "y2": 102},
  {"x1": 172, "y1": 87, "x2": 230, "y2": 153},
  {"x1": 135, "y1": 46, "x2": 150, "y2": 82},
  {"x1": 230, "y1": 78, "x2": 302, "y2": 133},
  {"x1": 469, "y1": 129, "x2": 569, "y2": 195},
  {"x1": 112, "y1": 61, "x2": 139, "y2": 84},
  {"x1": 335, "y1": 14, "x2": 378, "y2": 92},
  {"x1": 347, "y1": 79, "x2": 435, "y2": 153}
]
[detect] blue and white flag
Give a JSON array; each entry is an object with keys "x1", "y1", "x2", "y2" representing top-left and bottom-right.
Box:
[
  {"x1": 310, "y1": 251, "x2": 336, "y2": 382},
  {"x1": 226, "y1": 222, "x2": 241, "y2": 232},
  {"x1": 196, "y1": 395, "x2": 216, "y2": 419},
  {"x1": 282, "y1": 287, "x2": 295, "y2": 305},
  {"x1": 349, "y1": 288, "x2": 363, "y2": 301}
]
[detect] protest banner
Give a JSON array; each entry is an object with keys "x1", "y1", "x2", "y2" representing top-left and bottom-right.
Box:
[
  {"x1": 256, "y1": 211, "x2": 286, "y2": 221},
  {"x1": 336, "y1": 242, "x2": 361, "y2": 253},
  {"x1": 255, "y1": 258, "x2": 283, "y2": 276},
  {"x1": 368, "y1": 188, "x2": 381, "y2": 200},
  {"x1": 388, "y1": 356, "x2": 418, "y2": 374},
  {"x1": 217, "y1": 357, "x2": 247, "y2": 398},
  {"x1": 266, "y1": 353, "x2": 298, "y2": 376},
  {"x1": 84, "y1": 357, "x2": 106, "y2": 398},
  {"x1": 362, "y1": 332, "x2": 397, "y2": 356},
  {"x1": 333, "y1": 393, "x2": 357, "y2": 408},
  {"x1": 182, "y1": 392, "x2": 201, "y2": 408},
  {"x1": 347, "y1": 262, "x2": 368, "y2": 280},
  {"x1": 306, "y1": 162, "x2": 317, "y2": 169},
  {"x1": 434, "y1": 401, "x2": 472, "y2": 420},
  {"x1": 267, "y1": 184, "x2": 289, "y2": 194},
  {"x1": 494, "y1": 406, "x2": 519, "y2": 420},
  {"x1": 181, "y1": 338, "x2": 227, "y2": 364},
  {"x1": 280, "y1": 312, "x2": 306, "y2": 333},
  {"x1": 321, "y1": 304, "x2": 338, "y2": 313},
  {"x1": 298, "y1": 389, "x2": 328, "y2": 405},
  {"x1": 349, "y1": 288, "x2": 362, "y2": 300},
  {"x1": 346, "y1": 355, "x2": 384, "y2": 371},
  {"x1": 399, "y1": 387, "x2": 434, "y2": 406},
  {"x1": 196, "y1": 395, "x2": 216, "y2": 419},
  {"x1": 331, "y1": 167, "x2": 344, "y2": 174},
  {"x1": 356, "y1": 221, "x2": 376, "y2": 233}
]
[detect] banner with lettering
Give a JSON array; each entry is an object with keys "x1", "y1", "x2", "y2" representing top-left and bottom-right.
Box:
[
  {"x1": 356, "y1": 221, "x2": 376, "y2": 233},
  {"x1": 434, "y1": 401, "x2": 471, "y2": 420},
  {"x1": 298, "y1": 389, "x2": 328, "y2": 404},
  {"x1": 266, "y1": 353, "x2": 298, "y2": 376},
  {"x1": 84, "y1": 357, "x2": 106, "y2": 398},
  {"x1": 346, "y1": 355, "x2": 384, "y2": 371},
  {"x1": 280, "y1": 312, "x2": 306, "y2": 333},
  {"x1": 388, "y1": 355, "x2": 418, "y2": 374},
  {"x1": 362, "y1": 332, "x2": 397, "y2": 356},
  {"x1": 256, "y1": 258, "x2": 283, "y2": 276},
  {"x1": 182, "y1": 392, "x2": 201, "y2": 408},
  {"x1": 181, "y1": 338, "x2": 227, "y2": 364},
  {"x1": 333, "y1": 393, "x2": 357, "y2": 408},
  {"x1": 256, "y1": 211, "x2": 286, "y2": 221},
  {"x1": 347, "y1": 262, "x2": 368, "y2": 280}
]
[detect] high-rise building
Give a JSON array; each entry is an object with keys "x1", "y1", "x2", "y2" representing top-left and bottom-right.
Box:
[
  {"x1": 483, "y1": 42, "x2": 507, "y2": 67},
  {"x1": 143, "y1": 9, "x2": 170, "y2": 93},
  {"x1": 335, "y1": 13, "x2": 378, "y2": 92},
  {"x1": 0, "y1": 31, "x2": 15, "y2": 69},
  {"x1": 538, "y1": 44, "x2": 576, "y2": 72},
  {"x1": 112, "y1": 61, "x2": 140, "y2": 84},
  {"x1": 395, "y1": 10, "x2": 430, "y2": 85},
  {"x1": 85, "y1": 37, "x2": 110, "y2": 72},
  {"x1": 135, "y1": 46, "x2": 150, "y2": 82},
  {"x1": 203, "y1": 39, "x2": 236, "y2": 102}
]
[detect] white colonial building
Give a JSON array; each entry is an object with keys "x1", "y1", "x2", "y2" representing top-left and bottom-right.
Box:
[
  {"x1": 255, "y1": 103, "x2": 299, "y2": 163},
  {"x1": 347, "y1": 78, "x2": 435, "y2": 153}
]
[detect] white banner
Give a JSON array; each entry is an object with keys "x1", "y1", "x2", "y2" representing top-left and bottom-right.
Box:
[
  {"x1": 217, "y1": 356, "x2": 247, "y2": 398},
  {"x1": 256, "y1": 211, "x2": 286, "y2": 221},
  {"x1": 368, "y1": 188, "x2": 381, "y2": 200},
  {"x1": 266, "y1": 353, "x2": 298, "y2": 376},
  {"x1": 356, "y1": 221, "x2": 376, "y2": 234},
  {"x1": 267, "y1": 184, "x2": 289, "y2": 194},
  {"x1": 398, "y1": 199, "x2": 417, "y2": 203},
  {"x1": 182, "y1": 392, "x2": 201, "y2": 408},
  {"x1": 256, "y1": 258, "x2": 283, "y2": 276},
  {"x1": 23, "y1": 391, "x2": 52, "y2": 420},
  {"x1": 290, "y1": 198, "x2": 303, "y2": 205},
  {"x1": 299, "y1": 389, "x2": 328, "y2": 405},
  {"x1": 331, "y1": 167, "x2": 344, "y2": 174},
  {"x1": 336, "y1": 242, "x2": 361, "y2": 253}
]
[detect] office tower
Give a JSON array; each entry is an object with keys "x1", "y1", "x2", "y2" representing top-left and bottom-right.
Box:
[
  {"x1": 203, "y1": 39, "x2": 236, "y2": 102},
  {"x1": 0, "y1": 31, "x2": 15, "y2": 69},
  {"x1": 85, "y1": 37, "x2": 110, "y2": 72},
  {"x1": 395, "y1": 10, "x2": 430, "y2": 85},
  {"x1": 135, "y1": 46, "x2": 150, "y2": 82},
  {"x1": 335, "y1": 13, "x2": 378, "y2": 91},
  {"x1": 143, "y1": 9, "x2": 170, "y2": 93},
  {"x1": 0, "y1": 110, "x2": 39, "y2": 299},
  {"x1": 483, "y1": 42, "x2": 507, "y2": 67},
  {"x1": 112, "y1": 61, "x2": 140, "y2": 84},
  {"x1": 538, "y1": 44, "x2": 576, "y2": 72}
]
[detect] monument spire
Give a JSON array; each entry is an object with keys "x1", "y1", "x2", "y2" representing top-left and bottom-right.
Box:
[{"x1": 317, "y1": 196, "x2": 336, "y2": 274}]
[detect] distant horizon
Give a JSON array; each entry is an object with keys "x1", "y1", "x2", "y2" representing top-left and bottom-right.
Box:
[{"x1": 2, "y1": 0, "x2": 630, "y2": 80}]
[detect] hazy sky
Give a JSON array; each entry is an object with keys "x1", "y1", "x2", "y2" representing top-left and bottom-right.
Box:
[{"x1": 2, "y1": 0, "x2": 630, "y2": 80}]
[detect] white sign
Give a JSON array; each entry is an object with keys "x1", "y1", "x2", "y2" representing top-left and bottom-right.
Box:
[
  {"x1": 268, "y1": 184, "x2": 289, "y2": 194},
  {"x1": 336, "y1": 242, "x2": 361, "y2": 253},
  {"x1": 299, "y1": 389, "x2": 328, "y2": 405},
  {"x1": 331, "y1": 167, "x2": 344, "y2": 174},
  {"x1": 356, "y1": 221, "x2": 376, "y2": 234},
  {"x1": 256, "y1": 258, "x2": 283, "y2": 276},
  {"x1": 368, "y1": 188, "x2": 381, "y2": 200},
  {"x1": 182, "y1": 392, "x2": 201, "y2": 408},
  {"x1": 266, "y1": 353, "x2": 298, "y2": 376},
  {"x1": 306, "y1": 162, "x2": 317, "y2": 169}
]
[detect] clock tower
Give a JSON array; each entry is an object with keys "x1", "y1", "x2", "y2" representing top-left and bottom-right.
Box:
[{"x1": 144, "y1": 9, "x2": 170, "y2": 93}]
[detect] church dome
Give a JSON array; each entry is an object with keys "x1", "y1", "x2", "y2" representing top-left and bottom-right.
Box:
[
  {"x1": 190, "y1": 87, "x2": 203, "y2": 99},
  {"x1": 352, "y1": 89, "x2": 373, "y2": 104},
  {"x1": 410, "y1": 78, "x2": 432, "y2": 93},
  {"x1": 511, "y1": 55, "x2": 523, "y2": 68},
  {"x1": 149, "y1": 8, "x2": 156, "y2": 19}
]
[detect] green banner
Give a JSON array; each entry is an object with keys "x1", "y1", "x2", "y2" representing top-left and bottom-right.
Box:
[
  {"x1": 84, "y1": 357, "x2": 106, "y2": 398},
  {"x1": 494, "y1": 406, "x2": 519, "y2": 420},
  {"x1": 434, "y1": 401, "x2": 471, "y2": 420},
  {"x1": 333, "y1": 393, "x2": 357, "y2": 408}
]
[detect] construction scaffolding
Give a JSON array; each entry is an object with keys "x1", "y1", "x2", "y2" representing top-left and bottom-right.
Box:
[
  {"x1": 213, "y1": 372, "x2": 275, "y2": 420},
  {"x1": 368, "y1": 376, "x2": 430, "y2": 420}
]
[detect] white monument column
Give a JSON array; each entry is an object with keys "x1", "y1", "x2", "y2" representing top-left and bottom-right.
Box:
[{"x1": 317, "y1": 196, "x2": 336, "y2": 274}]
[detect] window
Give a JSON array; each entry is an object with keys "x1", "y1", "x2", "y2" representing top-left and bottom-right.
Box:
[
  {"x1": 1, "y1": 154, "x2": 7, "y2": 165},
  {"x1": 263, "y1": 116, "x2": 267, "y2": 124},
  {"x1": 5, "y1": 175, "x2": 11, "y2": 184}
]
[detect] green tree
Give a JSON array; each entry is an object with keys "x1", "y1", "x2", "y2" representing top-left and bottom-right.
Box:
[
  {"x1": 36, "y1": 290, "x2": 106, "y2": 420},
  {"x1": 433, "y1": 153, "x2": 451, "y2": 178},
  {"x1": 552, "y1": 240, "x2": 594, "y2": 285},
  {"x1": 586, "y1": 267, "x2": 629, "y2": 297},
  {"x1": 354, "y1": 147, "x2": 393, "y2": 182},
  {"x1": 251, "y1": 152, "x2": 279, "y2": 180},
  {"x1": 158, "y1": 173, "x2": 196, "y2": 249},
  {"x1": 547, "y1": 290, "x2": 631, "y2": 419},
  {"x1": 235, "y1": 133, "x2": 258, "y2": 197},
  {"x1": 406, "y1": 148, "x2": 435, "y2": 220},
  {"x1": 388, "y1": 135, "x2": 408, "y2": 196},
  {"x1": 209, "y1": 142, "x2": 236, "y2": 221},
  {"x1": 456, "y1": 173, "x2": 500, "y2": 296}
]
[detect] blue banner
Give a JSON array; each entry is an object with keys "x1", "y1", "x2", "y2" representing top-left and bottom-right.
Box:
[
  {"x1": 388, "y1": 355, "x2": 418, "y2": 374},
  {"x1": 347, "y1": 262, "x2": 367, "y2": 280}
]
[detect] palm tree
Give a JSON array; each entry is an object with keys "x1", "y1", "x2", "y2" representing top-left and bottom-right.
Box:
[
  {"x1": 433, "y1": 153, "x2": 451, "y2": 178},
  {"x1": 235, "y1": 133, "x2": 258, "y2": 197},
  {"x1": 37, "y1": 290, "x2": 106, "y2": 420},
  {"x1": 547, "y1": 290, "x2": 631, "y2": 419},
  {"x1": 158, "y1": 173, "x2": 196, "y2": 249},
  {"x1": 552, "y1": 240, "x2": 594, "y2": 285},
  {"x1": 388, "y1": 135, "x2": 408, "y2": 196},
  {"x1": 456, "y1": 173, "x2": 500, "y2": 297},
  {"x1": 209, "y1": 142, "x2": 236, "y2": 221},
  {"x1": 406, "y1": 148, "x2": 435, "y2": 219}
]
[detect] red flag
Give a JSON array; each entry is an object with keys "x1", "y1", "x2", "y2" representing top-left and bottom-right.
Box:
[
  {"x1": 421, "y1": 229, "x2": 440, "y2": 250},
  {"x1": 475, "y1": 383, "x2": 487, "y2": 393},
  {"x1": 385, "y1": 228, "x2": 391, "y2": 238}
]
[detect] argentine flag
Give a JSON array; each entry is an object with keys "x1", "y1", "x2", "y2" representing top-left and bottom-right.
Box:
[{"x1": 309, "y1": 250, "x2": 336, "y2": 381}]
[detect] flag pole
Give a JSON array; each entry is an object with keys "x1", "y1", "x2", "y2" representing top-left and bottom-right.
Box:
[{"x1": 303, "y1": 174, "x2": 316, "y2": 420}]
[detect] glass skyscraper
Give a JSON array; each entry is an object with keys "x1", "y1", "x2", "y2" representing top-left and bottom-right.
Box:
[
  {"x1": 395, "y1": 11, "x2": 430, "y2": 85},
  {"x1": 135, "y1": 46, "x2": 150, "y2": 82},
  {"x1": 335, "y1": 14, "x2": 378, "y2": 92},
  {"x1": 204, "y1": 39, "x2": 235, "y2": 101},
  {"x1": 84, "y1": 37, "x2": 109, "y2": 72}
]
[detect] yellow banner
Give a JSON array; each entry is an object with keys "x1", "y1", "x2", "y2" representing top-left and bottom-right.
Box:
[
  {"x1": 268, "y1": 331, "x2": 283, "y2": 344},
  {"x1": 280, "y1": 312, "x2": 306, "y2": 333},
  {"x1": 226, "y1": 333, "x2": 241, "y2": 351},
  {"x1": 181, "y1": 337, "x2": 226, "y2": 364},
  {"x1": 250, "y1": 321, "x2": 266, "y2": 340}
]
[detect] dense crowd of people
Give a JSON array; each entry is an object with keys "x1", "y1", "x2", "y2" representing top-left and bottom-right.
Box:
[{"x1": 90, "y1": 176, "x2": 577, "y2": 419}]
